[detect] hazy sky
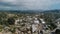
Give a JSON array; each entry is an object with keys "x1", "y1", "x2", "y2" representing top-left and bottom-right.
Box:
[{"x1": 0, "y1": 0, "x2": 60, "y2": 10}]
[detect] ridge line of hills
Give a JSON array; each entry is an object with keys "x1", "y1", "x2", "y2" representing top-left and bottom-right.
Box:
[{"x1": 0, "y1": 9, "x2": 60, "y2": 14}]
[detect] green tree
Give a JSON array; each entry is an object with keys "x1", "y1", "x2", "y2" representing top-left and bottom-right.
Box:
[{"x1": 7, "y1": 17, "x2": 15, "y2": 25}]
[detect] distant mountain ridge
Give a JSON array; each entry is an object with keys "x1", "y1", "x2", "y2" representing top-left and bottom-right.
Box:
[{"x1": 0, "y1": 9, "x2": 60, "y2": 14}]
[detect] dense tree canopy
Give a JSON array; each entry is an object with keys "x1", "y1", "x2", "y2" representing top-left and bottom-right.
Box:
[{"x1": 7, "y1": 17, "x2": 15, "y2": 25}]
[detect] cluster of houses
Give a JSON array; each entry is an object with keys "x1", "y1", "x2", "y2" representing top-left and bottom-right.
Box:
[
  {"x1": 0, "y1": 15, "x2": 60, "y2": 34},
  {"x1": 14, "y1": 15, "x2": 51, "y2": 34}
]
